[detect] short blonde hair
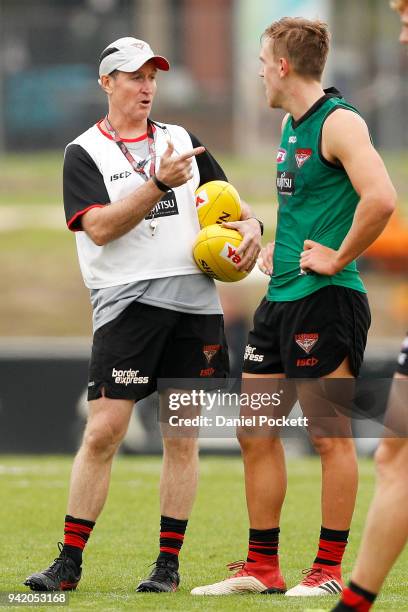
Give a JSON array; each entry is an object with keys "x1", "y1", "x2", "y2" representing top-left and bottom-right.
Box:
[
  {"x1": 263, "y1": 17, "x2": 330, "y2": 80},
  {"x1": 391, "y1": 0, "x2": 408, "y2": 12}
]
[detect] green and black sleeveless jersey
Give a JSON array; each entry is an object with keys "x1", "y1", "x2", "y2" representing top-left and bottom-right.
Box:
[{"x1": 268, "y1": 87, "x2": 366, "y2": 302}]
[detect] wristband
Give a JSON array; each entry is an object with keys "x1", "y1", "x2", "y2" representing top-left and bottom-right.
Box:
[
  {"x1": 151, "y1": 174, "x2": 170, "y2": 193},
  {"x1": 249, "y1": 217, "x2": 264, "y2": 236}
]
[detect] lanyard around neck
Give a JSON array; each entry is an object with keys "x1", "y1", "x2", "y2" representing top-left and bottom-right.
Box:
[{"x1": 103, "y1": 115, "x2": 156, "y2": 181}]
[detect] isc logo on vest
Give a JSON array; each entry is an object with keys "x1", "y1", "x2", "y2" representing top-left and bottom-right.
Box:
[{"x1": 110, "y1": 171, "x2": 132, "y2": 181}]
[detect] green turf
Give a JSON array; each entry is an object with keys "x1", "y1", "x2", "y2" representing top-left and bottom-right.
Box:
[{"x1": 0, "y1": 455, "x2": 407, "y2": 610}]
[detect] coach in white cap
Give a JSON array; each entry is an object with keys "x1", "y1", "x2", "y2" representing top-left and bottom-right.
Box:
[
  {"x1": 24, "y1": 37, "x2": 262, "y2": 594},
  {"x1": 98, "y1": 37, "x2": 170, "y2": 76}
]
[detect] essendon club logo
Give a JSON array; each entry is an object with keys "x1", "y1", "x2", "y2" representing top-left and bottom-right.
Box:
[
  {"x1": 203, "y1": 344, "x2": 220, "y2": 364},
  {"x1": 276, "y1": 148, "x2": 287, "y2": 163},
  {"x1": 295, "y1": 148, "x2": 313, "y2": 168},
  {"x1": 295, "y1": 333, "x2": 319, "y2": 354}
]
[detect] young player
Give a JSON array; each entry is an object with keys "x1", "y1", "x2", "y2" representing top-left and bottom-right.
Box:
[{"x1": 192, "y1": 17, "x2": 396, "y2": 598}]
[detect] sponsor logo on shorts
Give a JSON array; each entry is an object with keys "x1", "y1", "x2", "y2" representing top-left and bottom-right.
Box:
[
  {"x1": 295, "y1": 333, "x2": 319, "y2": 354},
  {"x1": 219, "y1": 243, "x2": 242, "y2": 267},
  {"x1": 200, "y1": 367, "x2": 215, "y2": 377},
  {"x1": 295, "y1": 148, "x2": 313, "y2": 168},
  {"x1": 296, "y1": 357, "x2": 319, "y2": 367},
  {"x1": 145, "y1": 190, "x2": 179, "y2": 219},
  {"x1": 289, "y1": 136, "x2": 297, "y2": 144},
  {"x1": 203, "y1": 344, "x2": 220, "y2": 364},
  {"x1": 276, "y1": 171, "x2": 295, "y2": 195},
  {"x1": 112, "y1": 368, "x2": 149, "y2": 386},
  {"x1": 244, "y1": 344, "x2": 264, "y2": 362},
  {"x1": 276, "y1": 148, "x2": 287, "y2": 163}
]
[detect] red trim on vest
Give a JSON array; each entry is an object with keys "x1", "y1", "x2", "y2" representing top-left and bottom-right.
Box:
[{"x1": 67, "y1": 204, "x2": 105, "y2": 232}]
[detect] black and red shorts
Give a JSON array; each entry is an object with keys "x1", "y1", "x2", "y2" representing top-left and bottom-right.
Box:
[
  {"x1": 88, "y1": 301, "x2": 229, "y2": 402},
  {"x1": 243, "y1": 286, "x2": 371, "y2": 378}
]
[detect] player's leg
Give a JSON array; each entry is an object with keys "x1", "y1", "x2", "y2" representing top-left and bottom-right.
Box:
[
  {"x1": 286, "y1": 357, "x2": 357, "y2": 596},
  {"x1": 332, "y1": 370, "x2": 408, "y2": 611},
  {"x1": 332, "y1": 438, "x2": 408, "y2": 611},
  {"x1": 24, "y1": 396, "x2": 134, "y2": 591},
  {"x1": 137, "y1": 312, "x2": 228, "y2": 593},
  {"x1": 192, "y1": 299, "x2": 292, "y2": 595},
  {"x1": 239, "y1": 374, "x2": 288, "y2": 530},
  {"x1": 284, "y1": 287, "x2": 370, "y2": 597}
]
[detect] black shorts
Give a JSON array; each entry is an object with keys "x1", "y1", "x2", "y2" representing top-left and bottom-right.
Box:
[
  {"x1": 396, "y1": 333, "x2": 408, "y2": 376},
  {"x1": 243, "y1": 286, "x2": 371, "y2": 378},
  {"x1": 88, "y1": 301, "x2": 229, "y2": 402}
]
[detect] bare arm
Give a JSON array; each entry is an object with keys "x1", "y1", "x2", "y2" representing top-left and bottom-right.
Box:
[
  {"x1": 222, "y1": 200, "x2": 262, "y2": 271},
  {"x1": 301, "y1": 110, "x2": 397, "y2": 275},
  {"x1": 82, "y1": 141, "x2": 205, "y2": 246}
]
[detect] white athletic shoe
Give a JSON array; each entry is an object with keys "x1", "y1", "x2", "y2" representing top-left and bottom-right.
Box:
[
  {"x1": 285, "y1": 567, "x2": 343, "y2": 597},
  {"x1": 191, "y1": 560, "x2": 286, "y2": 596}
]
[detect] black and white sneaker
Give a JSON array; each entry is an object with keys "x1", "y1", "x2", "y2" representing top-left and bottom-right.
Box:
[
  {"x1": 24, "y1": 543, "x2": 81, "y2": 591},
  {"x1": 285, "y1": 566, "x2": 343, "y2": 597},
  {"x1": 136, "y1": 558, "x2": 180, "y2": 593}
]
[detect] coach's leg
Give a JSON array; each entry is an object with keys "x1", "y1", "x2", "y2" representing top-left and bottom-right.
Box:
[
  {"x1": 135, "y1": 391, "x2": 199, "y2": 592},
  {"x1": 158, "y1": 389, "x2": 200, "y2": 519},
  {"x1": 24, "y1": 396, "x2": 134, "y2": 591},
  {"x1": 68, "y1": 396, "x2": 134, "y2": 520},
  {"x1": 160, "y1": 436, "x2": 199, "y2": 517},
  {"x1": 238, "y1": 374, "x2": 288, "y2": 529}
]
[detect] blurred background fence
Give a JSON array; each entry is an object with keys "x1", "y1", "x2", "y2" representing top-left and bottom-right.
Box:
[{"x1": 0, "y1": 0, "x2": 407, "y2": 453}]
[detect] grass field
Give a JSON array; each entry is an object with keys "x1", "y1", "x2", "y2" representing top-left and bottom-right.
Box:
[
  {"x1": 0, "y1": 152, "x2": 407, "y2": 337},
  {"x1": 0, "y1": 455, "x2": 407, "y2": 611}
]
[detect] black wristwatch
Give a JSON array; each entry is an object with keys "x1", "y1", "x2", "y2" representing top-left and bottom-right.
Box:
[{"x1": 250, "y1": 217, "x2": 264, "y2": 236}]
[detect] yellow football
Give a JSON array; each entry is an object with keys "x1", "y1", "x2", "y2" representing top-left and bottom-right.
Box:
[
  {"x1": 193, "y1": 224, "x2": 248, "y2": 283},
  {"x1": 195, "y1": 180, "x2": 241, "y2": 228}
]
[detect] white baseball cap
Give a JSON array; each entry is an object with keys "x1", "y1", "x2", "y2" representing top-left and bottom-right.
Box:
[{"x1": 99, "y1": 37, "x2": 170, "y2": 77}]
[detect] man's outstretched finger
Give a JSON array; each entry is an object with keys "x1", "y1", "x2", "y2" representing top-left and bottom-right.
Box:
[{"x1": 178, "y1": 146, "x2": 206, "y2": 161}]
